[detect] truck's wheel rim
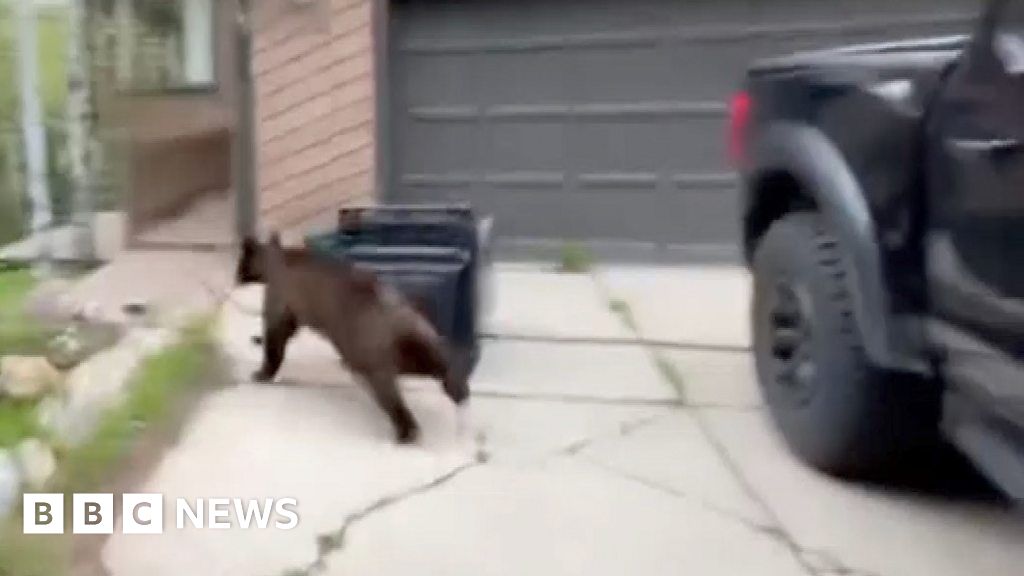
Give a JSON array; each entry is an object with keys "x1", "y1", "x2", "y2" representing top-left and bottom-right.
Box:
[{"x1": 768, "y1": 280, "x2": 816, "y2": 405}]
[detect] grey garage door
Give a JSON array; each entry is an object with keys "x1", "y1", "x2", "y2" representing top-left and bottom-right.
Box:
[{"x1": 387, "y1": 0, "x2": 974, "y2": 261}]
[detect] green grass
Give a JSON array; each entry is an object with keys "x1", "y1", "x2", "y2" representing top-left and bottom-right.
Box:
[
  {"x1": 0, "y1": 267, "x2": 36, "y2": 312},
  {"x1": 0, "y1": 399, "x2": 44, "y2": 449},
  {"x1": 0, "y1": 267, "x2": 55, "y2": 355},
  {"x1": 0, "y1": 267, "x2": 51, "y2": 453},
  {"x1": 0, "y1": 159, "x2": 25, "y2": 245},
  {"x1": 53, "y1": 316, "x2": 217, "y2": 492},
  {"x1": 0, "y1": 317, "x2": 218, "y2": 576},
  {"x1": 557, "y1": 242, "x2": 594, "y2": 274},
  {"x1": 0, "y1": 525, "x2": 70, "y2": 576}
]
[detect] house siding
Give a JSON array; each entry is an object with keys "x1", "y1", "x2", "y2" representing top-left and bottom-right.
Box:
[{"x1": 252, "y1": 0, "x2": 377, "y2": 237}]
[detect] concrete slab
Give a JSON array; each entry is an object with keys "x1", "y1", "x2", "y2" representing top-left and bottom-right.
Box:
[
  {"x1": 101, "y1": 385, "x2": 672, "y2": 575},
  {"x1": 700, "y1": 409, "x2": 1024, "y2": 576},
  {"x1": 663, "y1": 349, "x2": 762, "y2": 408},
  {"x1": 225, "y1": 294, "x2": 677, "y2": 464},
  {"x1": 577, "y1": 411, "x2": 772, "y2": 527},
  {"x1": 598, "y1": 265, "x2": 751, "y2": 348},
  {"x1": 485, "y1": 267, "x2": 631, "y2": 340},
  {"x1": 67, "y1": 250, "x2": 235, "y2": 326},
  {"x1": 220, "y1": 287, "x2": 676, "y2": 404},
  {"x1": 472, "y1": 340, "x2": 678, "y2": 403},
  {"x1": 320, "y1": 458, "x2": 808, "y2": 576},
  {"x1": 101, "y1": 383, "x2": 475, "y2": 576},
  {"x1": 467, "y1": 398, "x2": 669, "y2": 465}
]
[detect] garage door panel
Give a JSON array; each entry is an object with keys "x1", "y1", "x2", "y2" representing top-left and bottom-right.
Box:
[
  {"x1": 667, "y1": 185, "x2": 743, "y2": 245},
  {"x1": 403, "y1": 53, "x2": 479, "y2": 105},
  {"x1": 390, "y1": 0, "x2": 976, "y2": 259},
  {"x1": 445, "y1": 186, "x2": 673, "y2": 242},
  {"x1": 489, "y1": 122, "x2": 569, "y2": 172},
  {"x1": 668, "y1": 38, "x2": 761, "y2": 102},
  {"x1": 572, "y1": 121, "x2": 668, "y2": 174},
  {"x1": 667, "y1": 116, "x2": 729, "y2": 176},
  {"x1": 569, "y1": 45, "x2": 669, "y2": 103},
  {"x1": 402, "y1": 121, "x2": 479, "y2": 174},
  {"x1": 399, "y1": 180, "x2": 740, "y2": 247},
  {"x1": 479, "y1": 51, "x2": 570, "y2": 106}
]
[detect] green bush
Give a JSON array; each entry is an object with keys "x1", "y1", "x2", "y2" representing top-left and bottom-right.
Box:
[
  {"x1": 0, "y1": 6, "x2": 72, "y2": 243},
  {"x1": 0, "y1": 7, "x2": 69, "y2": 125},
  {"x1": 0, "y1": 176, "x2": 24, "y2": 247}
]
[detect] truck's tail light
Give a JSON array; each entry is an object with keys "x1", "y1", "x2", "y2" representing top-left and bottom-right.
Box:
[{"x1": 728, "y1": 91, "x2": 752, "y2": 167}]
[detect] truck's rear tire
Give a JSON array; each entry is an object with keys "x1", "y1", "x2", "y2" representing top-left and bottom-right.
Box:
[{"x1": 752, "y1": 212, "x2": 936, "y2": 476}]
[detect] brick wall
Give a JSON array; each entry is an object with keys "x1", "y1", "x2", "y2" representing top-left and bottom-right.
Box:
[{"x1": 251, "y1": 0, "x2": 377, "y2": 238}]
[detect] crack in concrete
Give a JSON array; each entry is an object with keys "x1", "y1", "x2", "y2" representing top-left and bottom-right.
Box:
[
  {"x1": 557, "y1": 413, "x2": 667, "y2": 457},
  {"x1": 280, "y1": 434, "x2": 490, "y2": 576},
  {"x1": 244, "y1": 378, "x2": 760, "y2": 411},
  {"x1": 687, "y1": 409, "x2": 885, "y2": 576},
  {"x1": 582, "y1": 450, "x2": 884, "y2": 576},
  {"x1": 474, "y1": 389, "x2": 683, "y2": 408},
  {"x1": 687, "y1": 408, "x2": 819, "y2": 576},
  {"x1": 241, "y1": 373, "x2": 688, "y2": 407},
  {"x1": 578, "y1": 454, "x2": 778, "y2": 532},
  {"x1": 591, "y1": 274, "x2": 694, "y2": 408},
  {"x1": 263, "y1": 273, "x2": 875, "y2": 576},
  {"x1": 246, "y1": 378, "x2": 685, "y2": 408},
  {"x1": 591, "y1": 273, "x2": 882, "y2": 576},
  {"x1": 588, "y1": 274, "x2": 877, "y2": 576},
  {"x1": 480, "y1": 331, "x2": 753, "y2": 353}
]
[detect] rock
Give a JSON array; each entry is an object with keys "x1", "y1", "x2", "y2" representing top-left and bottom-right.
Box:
[
  {"x1": 14, "y1": 438, "x2": 56, "y2": 490},
  {"x1": 47, "y1": 326, "x2": 87, "y2": 371},
  {"x1": 46, "y1": 323, "x2": 123, "y2": 371},
  {"x1": 0, "y1": 356, "x2": 63, "y2": 400},
  {"x1": 0, "y1": 450, "x2": 19, "y2": 518},
  {"x1": 35, "y1": 395, "x2": 68, "y2": 440}
]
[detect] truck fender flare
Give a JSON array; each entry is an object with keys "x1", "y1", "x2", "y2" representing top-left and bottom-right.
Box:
[{"x1": 751, "y1": 122, "x2": 925, "y2": 374}]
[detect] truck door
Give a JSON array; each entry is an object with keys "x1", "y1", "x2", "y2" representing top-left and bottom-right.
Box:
[{"x1": 926, "y1": 0, "x2": 1024, "y2": 429}]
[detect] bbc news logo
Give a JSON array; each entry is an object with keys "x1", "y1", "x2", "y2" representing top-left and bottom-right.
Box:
[{"x1": 23, "y1": 494, "x2": 299, "y2": 534}]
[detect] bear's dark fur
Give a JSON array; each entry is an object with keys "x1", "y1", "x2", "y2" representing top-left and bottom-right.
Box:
[{"x1": 236, "y1": 234, "x2": 468, "y2": 443}]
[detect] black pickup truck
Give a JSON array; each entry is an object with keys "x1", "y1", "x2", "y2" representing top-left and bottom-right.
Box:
[{"x1": 735, "y1": 0, "x2": 1023, "y2": 499}]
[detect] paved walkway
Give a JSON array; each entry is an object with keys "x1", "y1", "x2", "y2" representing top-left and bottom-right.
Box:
[
  {"x1": 58, "y1": 249, "x2": 235, "y2": 326},
  {"x1": 98, "y1": 261, "x2": 1023, "y2": 576}
]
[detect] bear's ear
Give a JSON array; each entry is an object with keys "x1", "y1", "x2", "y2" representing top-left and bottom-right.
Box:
[
  {"x1": 241, "y1": 236, "x2": 259, "y2": 255},
  {"x1": 236, "y1": 236, "x2": 264, "y2": 284}
]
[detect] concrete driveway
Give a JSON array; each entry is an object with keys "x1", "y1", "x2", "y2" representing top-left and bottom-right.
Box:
[{"x1": 102, "y1": 263, "x2": 1024, "y2": 576}]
